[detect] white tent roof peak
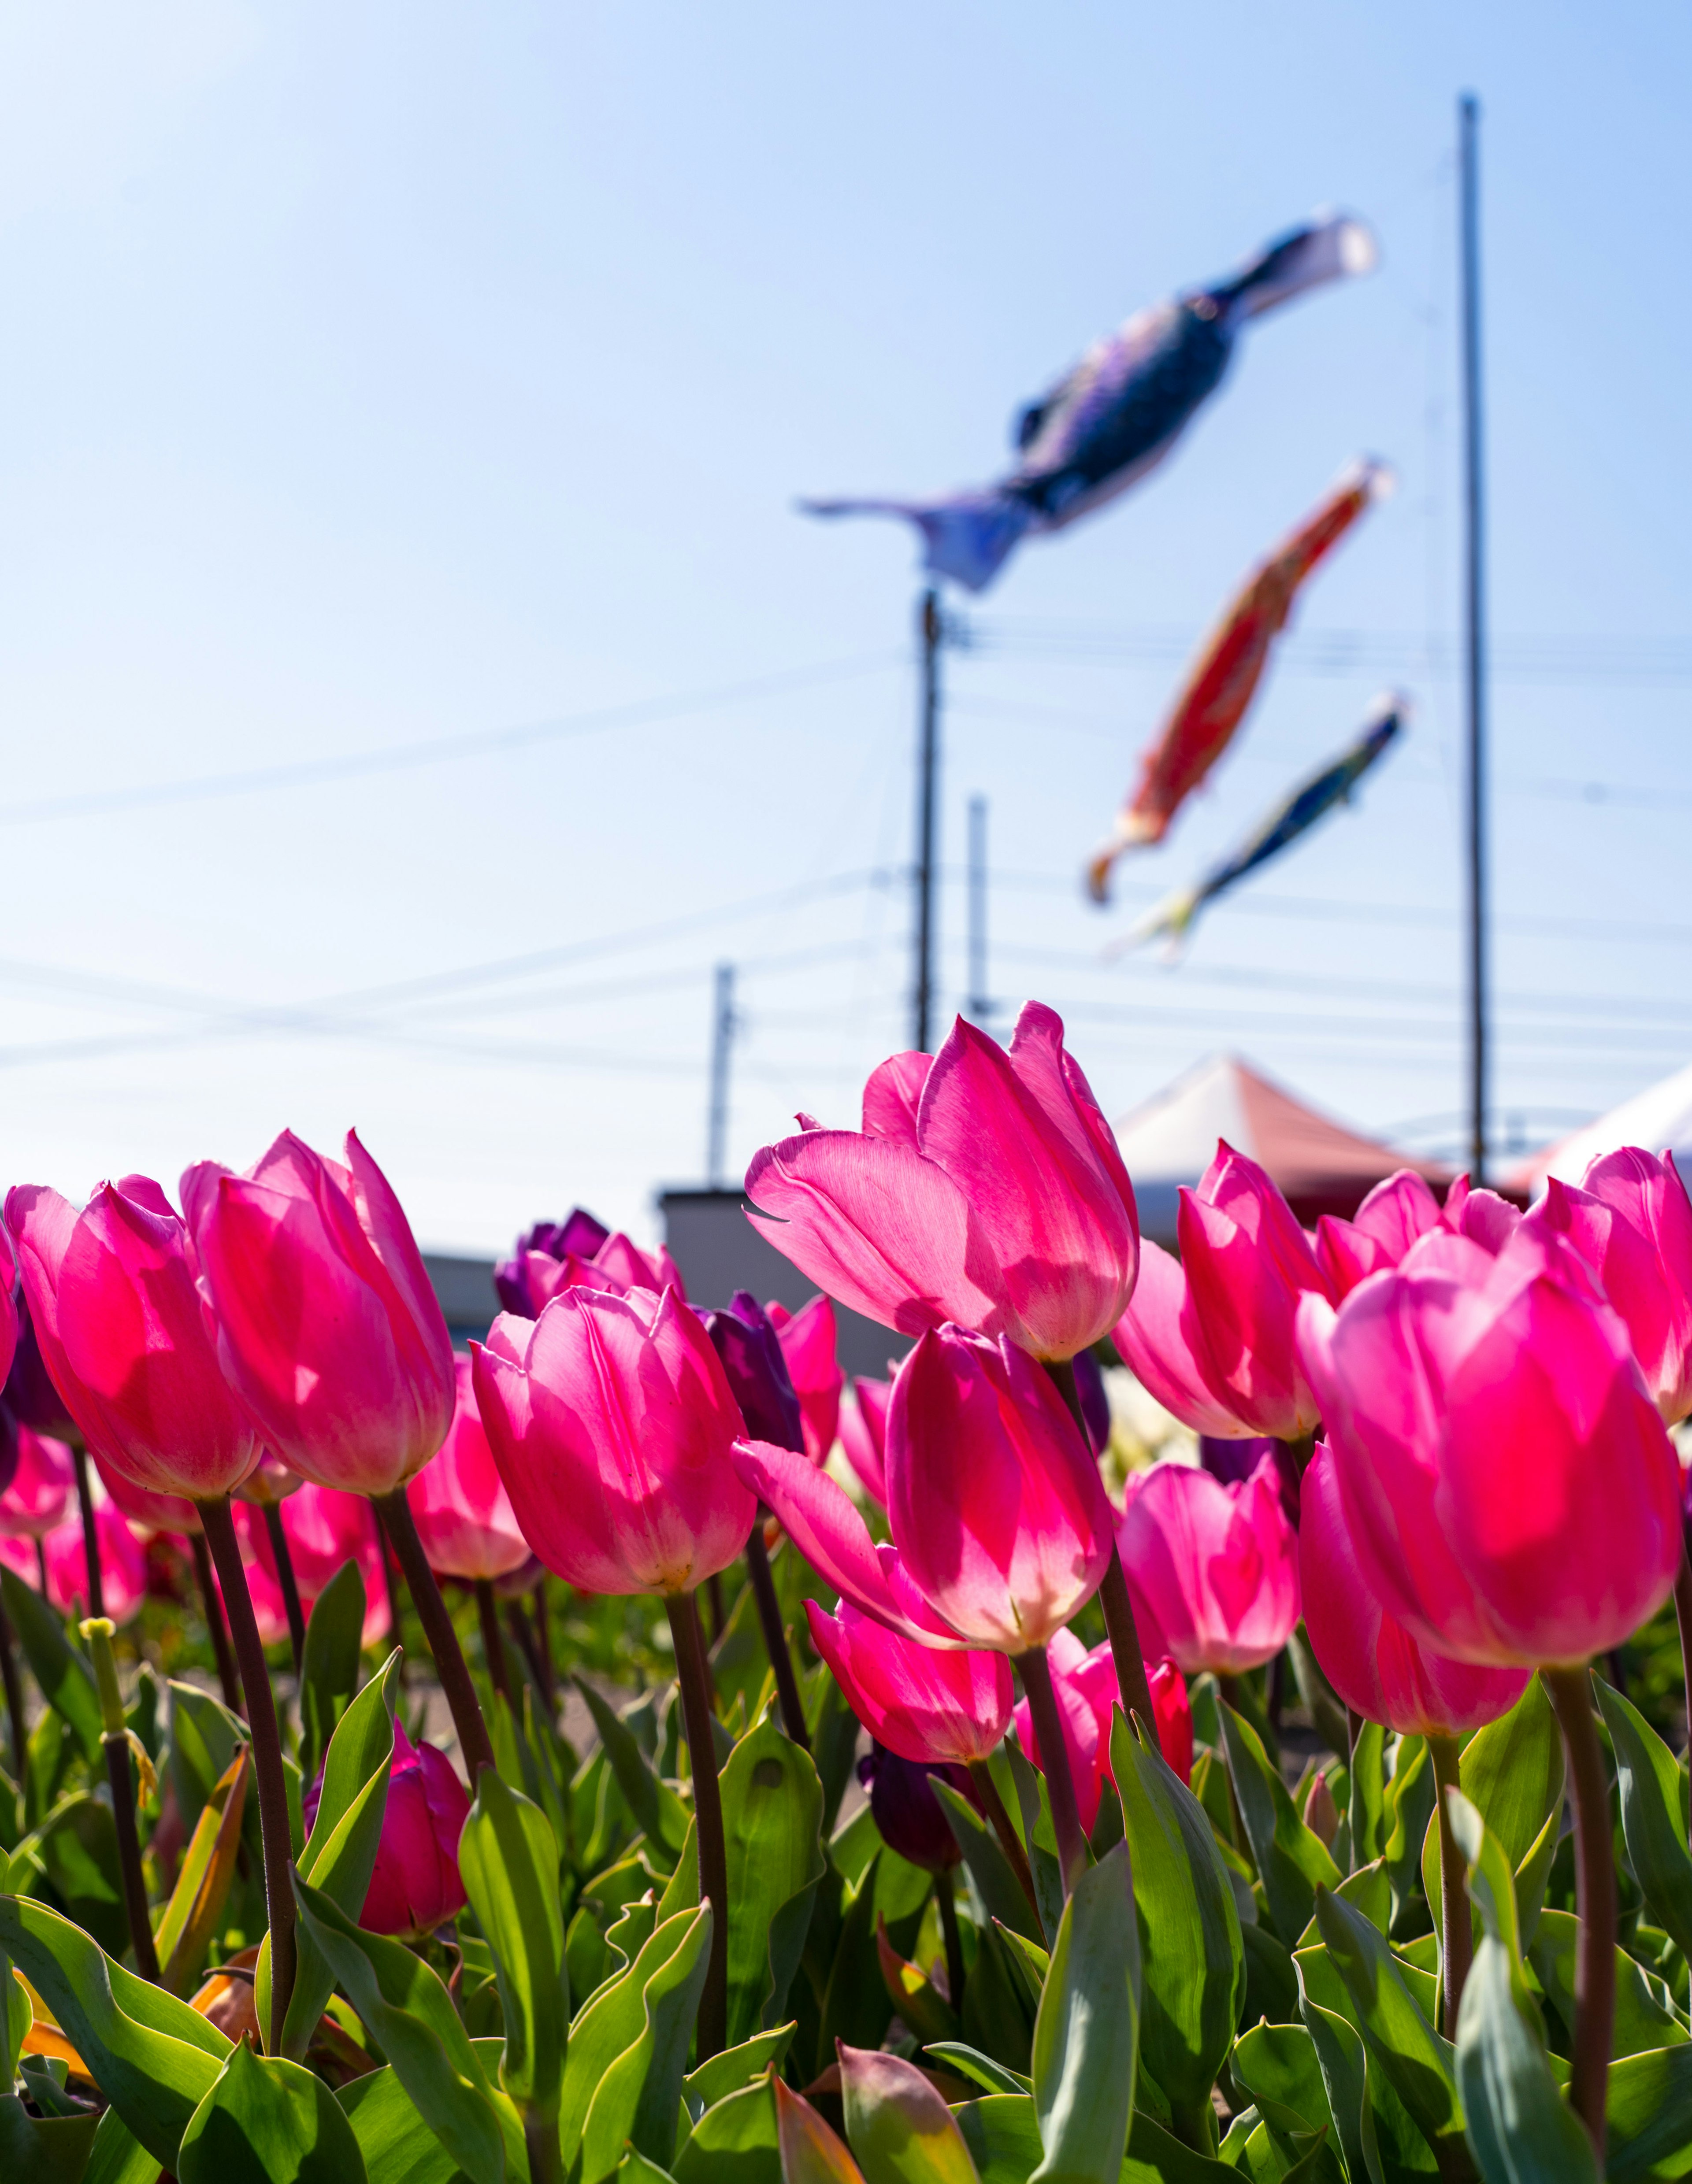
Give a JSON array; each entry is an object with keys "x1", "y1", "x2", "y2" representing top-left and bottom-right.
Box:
[{"x1": 1506, "y1": 1058, "x2": 1692, "y2": 1192}]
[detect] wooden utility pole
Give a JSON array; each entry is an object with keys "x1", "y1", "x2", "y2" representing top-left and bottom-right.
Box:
[
  {"x1": 913, "y1": 589, "x2": 942, "y2": 1051},
  {"x1": 1460, "y1": 93, "x2": 1489, "y2": 1182}
]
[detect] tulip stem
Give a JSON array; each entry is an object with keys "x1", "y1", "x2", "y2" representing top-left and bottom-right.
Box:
[
  {"x1": 0, "y1": 1594, "x2": 26, "y2": 1789},
  {"x1": 34, "y1": 1538, "x2": 49, "y2": 1598},
  {"x1": 375, "y1": 1492, "x2": 497, "y2": 1782},
  {"x1": 666, "y1": 1588, "x2": 728, "y2": 2061},
  {"x1": 188, "y1": 1530, "x2": 243, "y2": 1714},
  {"x1": 505, "y1": 1599, "x2": 552, "y2": 1711},
  {"x1": 935, "y1": 1868, "x2": 965, "y2": 2010},
  {"x1": 1098, "y1": 1550, "x2": 1155, "y2": 1729},
  {"x1": 371, "y1": 1505, "x2": 409, "y2": 1692},
  {"x1": 1544, "y1": 1666, "x2": 1614, "y2": 2163},
  {"x1": 524, "y1": 2114, "x2": 562, "y2": 2184},
  {"x1": 965, "y1": 1758, "x2": 1043, "y2": 1925},
  {"x1": 261, "y1": 1503, "x2": 307, "y2": 1677},
  {"x1": 1428, "y1": 1734, "x2": 1471, "y2": 2038},
  {"x1": 70, "y1": 1447, "x2": 104, "y2": 1621},
  {"x1": 1675, "y1": 1540, "x2": 1692, "y2": 1856},
  {"x1": 474, "y1": 1578, "x2": 515, "y2": 1710},
  {"x1": 1018, "y1": 1645, "x2": 1087, "y2": 1895},
  {"x1": 199, "y1": 1495, "x2": 296, "y2": 2052},
  {"x1": 104, "y1": 1732, "x2": 160, "y2": 1983},
  {"x1": 746, "y1": 1514, "x2": 810, "y2": 1751}
]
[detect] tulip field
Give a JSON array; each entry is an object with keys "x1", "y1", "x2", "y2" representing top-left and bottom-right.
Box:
[{"x1": 0, "y1": 1002, "x2": 1689, "y2": 2182}]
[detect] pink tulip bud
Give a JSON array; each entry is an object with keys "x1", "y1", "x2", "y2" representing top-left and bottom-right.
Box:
[
  {"x1": 1117, "y1": 1454, "x2": 1300, "y2": 1677},
  {"x1": 1299, "y1": 1441, "x2": 1528, "y2": 1736},
  {"x1": 746, "y1": 1003, "x2": 1139, "y2": 1362},
  {"x1": 767, "y1": 1295, "x2": 845, "y2": 1465},
  {"x1": 887, "y1": 1325, "x2": 1114, "y2": 1651},
  {"x1": 0, "y1": 1424, "x2": 74, "y2": 1540},
  {"x1": 181, "y1": 1131, "x2": 455, "y2": 1498},
  {"x1": 5, "y1": 1178, "x2": 262, "y2": 1503},
  {"x1": 305, "y1": 1721, "x2": 469, "y2": 1939},
  {"x1": 1298, "y1": 1228, "x2": 1684, "y2": 1668},
  {"x1": 407, "y1": 1359, "x2": 530, "y2": 1584},
  {"x1": 1521, "y1": 1148, "x2": 1692, "y2": 1425},
  {"x1": 837, "y1": 1376, "x2": 891, "y2": 1506},
  {"x1": 805, "y1": 1598, "x2": 1012, "y2": 1766},
  {"x1": 1011, "y1": 1628, "x2": 1194, "y2": 1824},
  {"x1": 472, "y1": 1285, "x2": 755, "y2": 1596}
]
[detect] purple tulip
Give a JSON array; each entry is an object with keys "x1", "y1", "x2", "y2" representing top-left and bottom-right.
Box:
[
  {"x1": 493, "y1": 1208, "x2": 612, "y2": 1317},
  {"x1": 703, "y1": 1292, "x2": 804, "y2": 1454}
]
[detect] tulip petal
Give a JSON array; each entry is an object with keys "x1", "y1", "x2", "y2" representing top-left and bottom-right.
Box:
[{"x1": 1111, "y1": 1240, "x2": 1243, "y2": 1437}]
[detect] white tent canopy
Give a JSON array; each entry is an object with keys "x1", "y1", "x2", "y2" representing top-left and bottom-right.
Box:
[{"x1": 1507, "y1": 1059, "x2": 1692, "y2": 1192}]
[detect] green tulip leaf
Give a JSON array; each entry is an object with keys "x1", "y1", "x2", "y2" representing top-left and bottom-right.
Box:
[
  {"x1": 257, "y1": 1651, "x2": 398, "y2": 2059},
  {"x1": 1383, "y1": 1734, "x2": 1436, "y2": 1939},
  {"x1": 1029, "y1": 1840, "x2": 1139, "y2": 2184},
  {"x1": 82, "y1": 2105, "x2": 169, "y2": 2184},
  {"x1": 460, "y1": 1769, "x2": 569, "y2": 2140},
  {"x1": 1293, "y1": 1969, "x2": 1371, "y2": 2184},
  {"x1": 1594, "y1": 1675, "x2": 1692, "y2": 1964},
  {"x1": 680, "y1": 2021, "x2": 796, "y2": 2126},
  {"x1": 177, "y1": 2035, "x2": 370, "y2": 2184},
  {"x1": 560, "y1": 1904, "x2": 712, "y2": 2176},
  {"x1": 838, "y1": 2043, "x2": 980, "y2": 2184},
  {"x1": 1603, "y1": 2043, "x2": 1692, "y2": 2182},
  {"x1": 1220, "y1": 1704, "x2": 1341, "y2": 1948},
  {"x1": 1113, "y1": 1707, "x2": 1242, "y2": 2139},
  {"x1": 338, "y1": 2065, "x2": 480, "y2": 2184},
  {"x1": 1525, "y1": 1908, "x2": 1687, "y2": 2060},
  {"x1": 1458, "y1": 1680, "x2": 1564, "y2": 1880},
  {"x1": 922, "y1": 2045, "x2": 1031, "y2": 2099},
  {"x1": 153, "y1": 1741, "x2": 251, "y2": 1995},
  {"x1": 0, "y1": 1571, "x2": 101, "y2": 1759},
  {"x1": 31, "y1": 1794, "x2": 129, "y2": 1958},
  {"x1": 0, "y1": 1892, "x2": 230, "y2": 2167},
  {"x1": 1230, "y1": 2020, "x2": 1335, "y2": 2139},
  {"x1": 575, "y1": 1678, "x2": 691, "y2": 1865},
  {"x1": 0, "y1": 2089, "x2": 101, "y2": 2183},
  {"x1": 672, "y1": 2077, "x2": 780, "y2": 2184},
  {"x1": 579, "y1": 1903, "x2": 712, "y2": 2181},
  {"x1": 298, "y1": 1557, "x2": 368, "y2": 1786},
  {"x1": 931, "y1": 1780, "x2": 1043, "y2": 1947},
  {"x1": 1347, "y1": 1722, "x2": 1389, "y2": 1869},
  {"x1": 620, "y1": 2152, "x2": 681, "y2": 2184},
  {"x1": 719, "y1": 1713, "x2": 826, "y2": 2048},
  {"x1": 1445, "y1": 1791, "x2": 1594, "y2": 2184},
  {"x1": 292, "y1": 1869, "x2": 512, "y2": 2184}
]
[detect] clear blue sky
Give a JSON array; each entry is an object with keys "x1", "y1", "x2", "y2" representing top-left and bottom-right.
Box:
[{"x1": 4, "y1": 2, "x2": 1688, "y2": 1251}]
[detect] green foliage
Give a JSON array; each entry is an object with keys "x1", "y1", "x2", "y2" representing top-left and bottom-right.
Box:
[
  {"x1": 1596, "y1": 1673, "x2": 1692, "y2": 1963},
  {"x1": 1219, "y1": 1705, "x2": 1340, "y2": 1949},
  {"x1": 177, "y1": 2036, "x2": 370, "y2": 2184},
  {"x1": 460, "y1": 1769, "x2": 570, "y2": 2140},
  {"x1": 574, "y1": 1676, "x2": 692, "y2": 1867},
  {"x1": 719, "y1": 1712, "x2": 826, "y2": 2047},
  {"x1": 298, "y1": 1558, "x2": 369, "y2": 1786},
  {"x1": 1030, "y1": 1841, "x2": 1140, "y2": 2184}
]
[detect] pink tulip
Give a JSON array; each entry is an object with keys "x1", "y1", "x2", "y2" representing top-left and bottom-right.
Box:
[
  {"x1": 262, "y1": 1480, "x2": 393, "y2": 1648},
  {"x1": 1313, "y1": 1170, "x2": 1520, "y2": 1299},
  {"x1": 1299, "y1": 1442, "x2": 1528, "y2": 1736},
  {"x1": 0, "y1": 1425, "x2": 74, "y2": 1538},
  {"x1": 1117, "y1": 1454, "x2": 1301, "y2": 1677},
  {"x1": 837, "y1": 1376, "x2": 891, "y2": 1506},
  {"x1": 1114, "y1": 1145, "x2": 1330, "y2": 1442},
  {"x1": 472, "y1": 1284, "x2": 755, "y2": 1596},
  {"x1": 766, "y1": 1296, "x2": 844, "y2": 1465},
  {"x1": 305, "y1": 1721, "x2": 469, "y2": 1939},
  {"x1": 1521, "y1": 1148, "x2": 1692, "y2": 1425},
  {"x1": 234, "y1": 1451, "x2": 304, "y2": 1507},
  {"x1": 1298, "y1": 1227, "x2": 1683, "y2": 1667},
  {"x1": 92, "y1": 1449, "x2": 204, "y2": 1537},
  {"x1": 0, "y1": 1496, "x2": 147, "y2": 1625},
  {"x1": 805, "y1": 1598, "x2": 1012, "y2": 1766},
  {"x1": 1011, "y1": 1629, "x2": 1194, "y2": 1825},
  {"x1": 181, "y1": 1131, "x2": 454, "y2": 1497},
  {"x1": 0, "y1": 1224, "x2": 15, "y2": 1390},
  {"x1": 734, "y1": 1323, "x2": 1113, "y2": 1656},
  {"x1": 5, "y1": 1178, "x2": 262, "y2": 1503},
  {"x1": 405, "y1": 1359, "x2": 529, "y2": 1583},
  {"x1": 745, "y1": 1003, "x2": 1139, "y2": 1362}
]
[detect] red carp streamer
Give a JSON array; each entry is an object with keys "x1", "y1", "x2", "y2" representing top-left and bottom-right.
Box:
[{"x1": 1087, "y1": 456, "x2": 1392, "y2": 900}]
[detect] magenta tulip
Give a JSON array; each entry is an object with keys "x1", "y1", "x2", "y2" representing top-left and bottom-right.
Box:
[
  {"x1": 1011, "y1": 1629, "x2": 1195, "y2": 1823},
  {"x1": 408, "y1": 1359, "x2": 529, "y2": 1583},
  {"x1": 1, "y1": 1495, "x2": 147, "y2": 1625},
  {"x1": 1298, "y1": 1228, "x2": 1683, "y2": 1668},
  {"x1": 473, "y1": 1284, "x2": 755, "y2": 1596},
  {"x1": 1117, "y1": 1454, "x2": 1301, "y2": 1677},
  {"x1": 306, "y1": 1721, "x2": 469, "y2": 1939},
  {"x1": 494, "y1": 1207, "x2": 610, "y2": 1316},
  {"x1": 263, "y1": 1481, "x2": 393, "y2": 1648},
  {"x1": 1299, "y1": 1442, "x2": 1527, "y2": 1736},
  {"x1": 5, "y1": 1178, "x2": 261, "y2": 1501},
  {"x1": 1521, "y1": 1148, "x2": 1692, "y2": 1425},
  {"x1": 1313, "y1": 1170, "x2": 1520, "y2": 1299},
  {"x1": 0, "y1": 1425, "x2": 74, "y2": 1539},
  {"x1": 745, "y1": 1003, "x2": 1139, "y2": 1362},
  {"x1": 0, "y1": 1224, "x2": 15, "y2": 1390},
  {"x1": 500, "y1": 1225, "x2": 686, "y2": 1319},
  {"x1": 92, "y1": 1450, "x2": 204, "y2": 1537},
  {"x1": 1114, "y1": 1145, "x2": 1330, "y2": 1442},
  {"x1": 180, "y1": 1130, "x2": 454, "y2": 1497},
  {"x1": 734, "y1": 1324, "x2": 1113, "y2": 1655},
  {"x1": 837, "y1": 1376, "x2": 891, "y2": 1506},
  {"x1": 805, "y1": 1598, "x2": 1012, "y2": 1766},
  {"x1": 767, "y1": 1295, "x2": 844, "y2": 1464}
]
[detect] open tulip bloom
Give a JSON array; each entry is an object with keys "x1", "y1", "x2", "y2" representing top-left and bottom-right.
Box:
[{"x1": 1117, "y1": 1451, "x2": 1301, "y2": 1679}]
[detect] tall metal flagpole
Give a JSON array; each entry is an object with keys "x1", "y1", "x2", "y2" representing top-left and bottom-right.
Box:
[
  {"x1": 966, "y1": 793, "x2": 990, "y2": 1024},
  {"x1": 913, "y1": 589, "x2": 942, "y2": 1052},
  {"x1": 1459, "y1": 93, "x2": 1489, "y2": 1183}
]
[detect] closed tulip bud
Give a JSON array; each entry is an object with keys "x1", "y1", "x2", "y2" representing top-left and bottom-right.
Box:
[
  {"x1": 407, "y1": 1359, "x2": 530, "y2": 1582},
  {"x1": 805, "y1": 1599, "x2": 1012, "y2": 1766},
  {"x1": 1117, "y1": 1454, "x2": 1301, "y2": 1678},
  {"x1": 1303, "y1": 1772, "x2": 1340, "y2": 1848},
  {"x1": 473, "y1": 1284, "x2": 755, "y2": 1596},
  {"x1": 857, "y1": 1744, "x2": 974, "y2": 1874},
  {"x1": 703, "y1": 1292, "x2": 804, "y2": 1452},
  {"x1": 746, "y1": 1003, "x2": 1139, "y2": 1362},
  {"x1": 1299, "y1": 1441, "x2": 1528, "y2": 1737},
  {"x1": 1116, "y1": 1144, "x2": 1330, "y2": 1443},
  {"x1": 181, "y1": 1131, "x2": 454, "y2": 1497},
  {"x1": 496, "y1": 1215, "x2": 685, "y2": 1321},
  {"x1": 0, "y1": 1423, "x2": 74, "y2": 1539},
  {"x1": 306, "y1": 1722, "x2": 470, "y2": 1939},
  {"x1": 1522, "y1": 1148, "x2": 1692, "y2": 1424},
  {"x1": 493, "y1": 1208, "x2": 610, "y2": 1316},
  {"x1": 767, "y1": 1295, "x2": 844, "y2": 1464},
  {"x1": 5, "y1": 1178, "x2": 261, "y2": 1502},
  {"x1": 1298, "y1": 1228, "x2": 1684, "y2": 1667},
  {"x1": 837, "y1": 1375, "x2": 892, "y2": 1506}
]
